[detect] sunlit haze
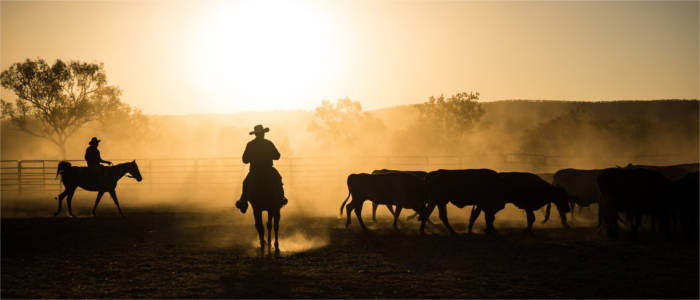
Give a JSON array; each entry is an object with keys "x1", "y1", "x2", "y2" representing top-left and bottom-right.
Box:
[{"x1": 2, "y1": 0, "x2": 697, "y2": 114}]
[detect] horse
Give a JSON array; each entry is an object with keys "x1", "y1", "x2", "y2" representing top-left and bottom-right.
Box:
[
  {"x1": 236, "y1": 170, "x2": 284, "y2": 254},
  {"x1": 54, "y1": 160, "x2": 143, "y2": 218}
]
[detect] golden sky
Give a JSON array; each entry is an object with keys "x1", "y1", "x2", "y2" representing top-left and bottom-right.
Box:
[{"x1": 2, "y1": 0, "x2": 698, "y2": 114}]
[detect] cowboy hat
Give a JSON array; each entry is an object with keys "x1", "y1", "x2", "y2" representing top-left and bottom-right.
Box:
[
  {"x1": 249, "y1": 124, "x2": 270, "y2": 135},
  {"x1": 89, "y1": 137, "x2": 101, "y2": 145}
]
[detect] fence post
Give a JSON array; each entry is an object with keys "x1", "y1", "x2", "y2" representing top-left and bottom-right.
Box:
[
  {"x1": 17, "y1": 161, "x2": 22, "y2": 194},
  {"x1": 194, "y1": 159, "x2": 199, "y2": 185},
  {"x1": 148, "y1": 160, "x2": 153, "y2": 194},
  {"x1": 42, "y1": 160, "x2": 46, "y2": 193}
]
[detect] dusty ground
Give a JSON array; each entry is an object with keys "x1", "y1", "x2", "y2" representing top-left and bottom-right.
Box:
[{"x1": 2, "y1": 203, "x2": 698, "y2": 298}]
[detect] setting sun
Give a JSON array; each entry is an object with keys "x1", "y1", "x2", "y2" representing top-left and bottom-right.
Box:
[{"x1": 189, "y1": 0, "x2": 339, "y2": 111}]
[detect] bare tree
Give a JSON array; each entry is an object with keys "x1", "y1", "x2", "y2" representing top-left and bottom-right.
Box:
[{"x1": 1, "y1": 58, "x2": 124, "y2": 158}]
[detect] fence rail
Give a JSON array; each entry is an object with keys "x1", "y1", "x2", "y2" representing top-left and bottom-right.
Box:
[{"x1": 0, "y1": 154, "x2": 692, "y2": 195}]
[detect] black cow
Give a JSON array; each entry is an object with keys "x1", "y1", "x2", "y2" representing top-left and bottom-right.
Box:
[
  {"x1": 553, "y1": 168, "x2": 603, "y2": 222},
  {"x1": 669, "y1": 171, "x2": 699, "y2": 240},
  {"x1": 486, "y1": 172, "x2": 570, "y2": 232},
  {"x1": 370, "y1": 169, "x2": 428, "y2": 221},
  {"x1": 597, "y1": 168, "x2": 671, "y2": 238},
  {"x1": 342, "y1": 172, "x2": 428, "y2": 232},
  {"x1": 625, "y1": 163, "x2": 690, "y2": 181},
  {"x1": 422, "y1": 169, "x2": 505, "y2": 235}
]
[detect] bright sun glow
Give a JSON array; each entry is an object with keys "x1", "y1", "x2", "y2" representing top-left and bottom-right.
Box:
[{"x1": 191, "y1": 0, "x2": 339, "y2": 112}]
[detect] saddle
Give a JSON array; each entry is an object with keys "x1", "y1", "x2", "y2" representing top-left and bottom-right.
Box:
[{"x1": 82, "y1": 166, "x2": 110, "y2": 188}]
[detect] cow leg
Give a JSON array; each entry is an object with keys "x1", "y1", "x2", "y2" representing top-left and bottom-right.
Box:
[
  {"x1": 559, "y1": 209, "x2": 570, "y2": 229},
  {"x1": 484, "y1": 211, "x2": 497, "y2": 233},
  {"x1": 92, "y1": 191, "x2": 105, "y2": 217},
  {"x1": 420, "y1": 203, "x2": 436, "y2": 235},
  {"x1": 525, "y1": 209, "x2": 535, "y2": 232},
  {"x1": 468, "y1": 206, "x2": 482, "y2": 234},
  {"x1": 267, "y1": 211, "x2": 273, "y2": 252},
  {"x1": 631, "y1": 213, "x2": 642, "y2": 239},
  {"x1": 354, "y1": 201, "x2": 368, "y2": 232},
  {"x1": 570, "y1": 202, "x2": 576, "y2": 223},
  {"x1": 372, "y1": 202, "x2": 378, "y2": 222},
  {"x1": 66, "y1": 189, "x2": 77, "y2": 218},
  {"x1": 253, "y1": 208, "x2": 265, "y2": 248},
  {"x1": 108, "y1": 190, "x2": 124, "y2": 217},
  {"x1": 345, "y1": 202, "x2": 354, "y2": 228},
  {"x1": 437, "y1": 203, "x2": 456, "y2": 235},
  {"x1": 393, "y1": 206, "x2": 403, "y2": 230},
  {"x1": 54, "y1": 190, "x2": 69, "y2": 217},
  {"x1": 273, "y1": 209, "x2": 280, "y2": 253}
]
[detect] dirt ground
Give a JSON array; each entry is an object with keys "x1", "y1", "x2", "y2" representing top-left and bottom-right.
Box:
[{"x1": 2, "y1": 203, "x2": 698, "y2": 298}]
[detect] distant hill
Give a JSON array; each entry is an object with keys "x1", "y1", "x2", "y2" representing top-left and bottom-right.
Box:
[{"x1": 2, "y1": 100, "x2": 698, "y2": 169}]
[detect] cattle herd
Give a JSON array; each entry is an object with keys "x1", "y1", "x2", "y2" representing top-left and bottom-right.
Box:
[{"x1": 339, "y1": 163, "x2": 699, "y2": 240}]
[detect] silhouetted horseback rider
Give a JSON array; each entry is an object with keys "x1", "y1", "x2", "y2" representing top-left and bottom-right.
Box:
[
  {"x1": 236, "y1": 125, "x2": 287, "y2": 213},
  {"x1": 85, "y1": 137, "x2": 112, "y2": 186}
]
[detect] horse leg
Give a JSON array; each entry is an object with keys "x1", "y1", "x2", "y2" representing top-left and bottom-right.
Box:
[
  {"x1": 253, "y1": 208, "x2": 265, "y2": 248},
  {"x1": 266, "y1": 211, "x2": 272, "y2": 252},
  {"x1": 66, "y1": 189, "x2": 77, "y2": 218},
  {"x1": 273, "y1": 209, "x2": 280, "y2": 253},
  {"x1": 108, "y1": 190, "x2": 124, "y2": 217},
  {"x1": 393, "y1": 206, "x2": 403, "y2": 230},
  {"x1": 468, "y1": 206, "x2": 482, "y2": 234},
  {"x1": 525, "y1": 209, "x2": 535, "y2": 232},
  {"x1": 92, "y1": 191, "x2": 105, "y2": 217},
  {"x1": 54, "y1": 190, "x2": 69, "y2": 217}
]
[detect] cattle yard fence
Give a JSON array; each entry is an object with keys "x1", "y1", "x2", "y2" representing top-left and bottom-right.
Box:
[{"x1": 0, "y1": 154, "x2": 689, "y2": 195}]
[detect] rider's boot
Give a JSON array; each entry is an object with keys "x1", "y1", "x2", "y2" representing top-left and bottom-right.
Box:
[
  {"x1": 281, "y1": 185, "x2": 288, "y2": 206},
  {"x1": 236, "y1": 194, "x2": 248, "y2": 213}
]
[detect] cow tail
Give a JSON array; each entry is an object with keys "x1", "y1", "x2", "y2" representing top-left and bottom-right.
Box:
[
  {"x1": 340, "y1": 191, "x2": 351, "y2": 216},
  {"x1": 542, "y1": 201, "x2": 552, "y2": 223}
]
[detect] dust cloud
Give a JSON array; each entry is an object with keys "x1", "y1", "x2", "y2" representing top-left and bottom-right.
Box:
[{"x1": 1, "y1": 100, "x2": 697, "y2": 239}]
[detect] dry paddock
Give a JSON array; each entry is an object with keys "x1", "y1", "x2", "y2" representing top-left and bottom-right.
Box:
[{"x1": 1, "y1": 196, "x2": 698, "y2": 298}]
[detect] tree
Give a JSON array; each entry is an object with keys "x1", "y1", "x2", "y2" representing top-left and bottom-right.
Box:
[
  {"x1": 413, "y1": 91, "x2": 485, "y2": 150},
  {"x1": 308, "y1": 97, "x2": 385, "y2": 152},
  {"x1": 1, "y1": 58, "x2": 125, "y2": 158}
]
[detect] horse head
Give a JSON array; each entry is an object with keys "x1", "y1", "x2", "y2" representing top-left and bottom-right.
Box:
[{"x1": 127, "y1": 160, "x2": 143, "y2": 182}]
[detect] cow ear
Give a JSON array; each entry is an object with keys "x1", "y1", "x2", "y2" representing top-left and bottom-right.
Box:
[{"x1": 132, "y1": 160, "x2": 136, "y2": 163}]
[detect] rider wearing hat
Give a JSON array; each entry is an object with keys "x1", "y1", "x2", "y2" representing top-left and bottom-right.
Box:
[
  {"x1": 85, "y1": 137, "x2": 112, "y2": 185},
  {"x1": 236, "y1": 125, "x2": 287, "y2": 212}
]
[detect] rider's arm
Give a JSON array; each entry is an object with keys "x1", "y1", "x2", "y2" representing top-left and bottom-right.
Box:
[
  {"x1": 242, "y1": 143, "x2": 251, "y2": 164},
  {"x1": 96, "y1": 149, "x2": 112, "y2": 165},
  {"x1": 271, "y1": 142, "x2": 280, "y2": 160}
]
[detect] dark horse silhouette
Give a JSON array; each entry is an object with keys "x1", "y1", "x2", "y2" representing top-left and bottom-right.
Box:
[
  {"x1": 54, "y1": 160, "x2": 143, "y2": 218},
  {"x1": 237, "y1": 172, "x2": 283, "y2": 254}
]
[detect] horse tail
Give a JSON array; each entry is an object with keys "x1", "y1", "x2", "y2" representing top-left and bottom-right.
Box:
[
  {"x1": 56, "y1": 161, "x2": 71, "y2": 179},
  {"x1": 340, "y1": 191, "x2": 351, "y2": 216}
]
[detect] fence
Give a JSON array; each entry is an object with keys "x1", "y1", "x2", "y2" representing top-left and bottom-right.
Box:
[{"x1": 1, "y1": 154, "x2": 692, "y2": 195}]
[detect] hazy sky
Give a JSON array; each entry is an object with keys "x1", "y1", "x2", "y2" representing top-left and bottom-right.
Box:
[{"x1": 2, "y1": 0, "x2": 698, "y2": 114}]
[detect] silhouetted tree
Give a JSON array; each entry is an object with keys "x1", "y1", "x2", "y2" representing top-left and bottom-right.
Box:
[
  {"x1": 409, "y1": 91, "x2": 484, "y2": 151},
  {"x1": 1, "y1": 58, "x2": 130, "y2": 158},
  {"x1": 308, "y1": 97, "x2": 385, "y2": 151}
]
